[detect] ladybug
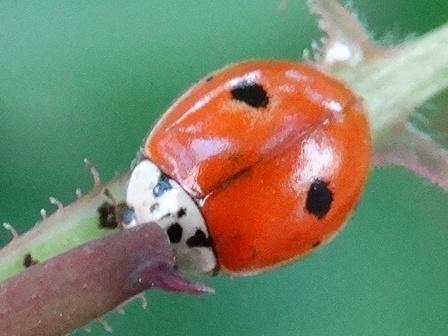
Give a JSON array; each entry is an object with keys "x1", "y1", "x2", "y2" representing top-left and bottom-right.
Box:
[{"x1": 126, "y1": 60, "x2": 371, "y2": 276}]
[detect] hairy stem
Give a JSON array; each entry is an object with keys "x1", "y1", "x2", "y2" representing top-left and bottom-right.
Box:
[
  {"x1": 336, "y1": 24, "x2": 448, "y2": 141},
  {"x1": 0, "y1": 223, "x2": 211, "y2": 336},
  {"x1": 1, "y1": 22, "x2": 448, "y2": 285},
  {"x1": 0, "y1": 8, "x2": 447, "y2": 335},
  {"x1": 0, "y1": 174, "x2": 129, "y2": 282}
]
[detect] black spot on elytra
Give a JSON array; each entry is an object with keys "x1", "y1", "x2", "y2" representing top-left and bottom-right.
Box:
[
  {"x1": 177, "y1": 208, "x2": 187, "y2": 218},
  {"x1": 231, "y1": 81, "x2": 269, "y2": 108},
  {"x1": 23, "y1": 253, "x2": 38, "y2": 268},
  {"x1": 312, "y1": 240, "x2": 321, "y2": 248},
  {"x1": 153, "y1": 173, "x2": 172, "y2": 197},
  {"x1": 186, "y1": 229, "x2": 212, "y2": 248},
  {"x1": 306, "y1": 179, "x2": 333, "y2": 219},
  {"x1": 205, "y1": 75, "x2": 214, "y2": 82},
  {"x1": 167, "y1": 223, "x2": 183, "y2": 243}
]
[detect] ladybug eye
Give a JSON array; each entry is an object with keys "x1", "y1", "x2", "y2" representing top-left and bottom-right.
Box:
[
  {"x1": 153, "y1": 173, "x2": 172, "y2": 197},
  {"x1": 305, "y1": 179, "x2": 333, "y2": 219},
  {"x1": 231, "y1": 81, "x2": 269, "y2": 108},
  {"x1": 120, "y1": 206, "x2": 136, "y2": 225}
]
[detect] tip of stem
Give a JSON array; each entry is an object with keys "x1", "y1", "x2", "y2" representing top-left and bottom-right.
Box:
[
  {"x1": 132, "y1": 260, "x2": 215, "y2": 295},
  {"x1": 153, "y1": 267, "x2": 215, "y2": 295}
]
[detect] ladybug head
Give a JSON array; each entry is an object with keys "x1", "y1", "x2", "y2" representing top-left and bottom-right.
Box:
[{"x1": 126, "y1": 159, "x2": 217, "y2": 274}]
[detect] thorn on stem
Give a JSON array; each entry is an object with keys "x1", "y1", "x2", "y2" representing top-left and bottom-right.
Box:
[
  {"x1": 2, "y1": 222, "x2": 18, "y2": 240},
  {"x1": 96, "y1": 317, "x2": 113, "y2": 333},
  {"x1": 49, "y1": 197, "x2": 64, "y2": 211},
  {"x1": 306, "y1": 0, "x2": 387, "y2": 69},
  {"x1": 75, "y1": 188, "x2": 82, "y2": 199},
  {"x1": 84, "y1": 159, "x2": 101, "y2": 189},
  {"x1": 115, "y1": 306, "x2": 126, "y2": 315},
  {"x1": 302, "y1": 48, "x2": 311, "y2": 62},
  {"x1": 40, "y1": 209, "x2": 47, "y2": 220},
  {"x1": 137, "y1": 293, "x2": 148, "y2": 310}
]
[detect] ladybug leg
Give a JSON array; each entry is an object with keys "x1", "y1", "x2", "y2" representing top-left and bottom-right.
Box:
[{"x1": 97, "y1": 189, "x2": 136, "y2": 229}]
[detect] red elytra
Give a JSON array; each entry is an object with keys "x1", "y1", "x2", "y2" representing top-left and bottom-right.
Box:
[{"x1": 145, "y1": 60, "x2": 371, "y2": 275}]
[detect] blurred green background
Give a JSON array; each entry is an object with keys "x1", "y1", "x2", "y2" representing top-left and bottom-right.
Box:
[{"x1": 1, "y1": 1, "x2": 447, "y2": 335}]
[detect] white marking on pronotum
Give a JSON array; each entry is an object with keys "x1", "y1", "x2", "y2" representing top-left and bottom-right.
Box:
[
  {"x1": 126, "y1": 160, "x2": 217, "y2": 274},
  {"x1": 84, "y1": 158, "x2": 101, "y2": 189},
  {"x1": 49, "y1": 196, "x2": 64, "y2": 210},
  {"x1": 3, "y1": 222, "x2": 19, "y2": 239}
]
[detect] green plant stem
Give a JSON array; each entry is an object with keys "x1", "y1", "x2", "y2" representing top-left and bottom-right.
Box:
[
  {"x1": 336, "y1": 24, "x2": 448, "y2": 142},
  {"x1": 1, "y1": 23, "x2": 448, "y2": 283},
  {"x1": 0, "y1": 174, "x2": 128, "y2": 282}
]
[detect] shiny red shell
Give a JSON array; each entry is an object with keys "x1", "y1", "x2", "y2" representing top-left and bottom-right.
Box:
[{"x1": 145, "y1": 60, "x2": 371, "y2": 275}]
